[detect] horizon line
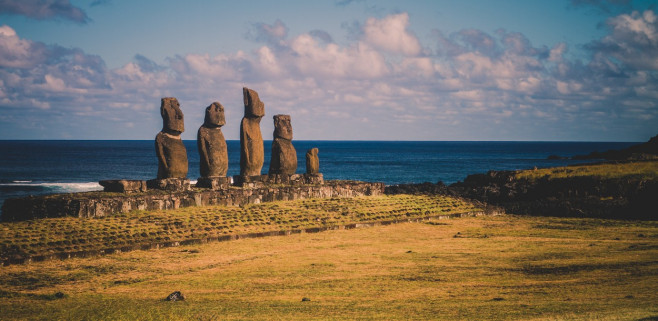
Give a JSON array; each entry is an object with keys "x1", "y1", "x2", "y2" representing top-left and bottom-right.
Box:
[{"x1": 0, "y1": 139, "x2": 643, "y2": 143}]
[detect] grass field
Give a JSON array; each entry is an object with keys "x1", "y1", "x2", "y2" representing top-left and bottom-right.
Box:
[
  {"x1": 0, "y1": 212, "x2": 656, "y2": 320},
  {"x1": 515, "y1": 160, "x2": 658, "y2": 181},
  {"x1": 0, "y1": 195, "x2": 483, "y2": 264}
]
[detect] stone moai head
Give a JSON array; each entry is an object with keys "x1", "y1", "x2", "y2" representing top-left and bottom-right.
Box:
[
  {"x1": 161, "y1": 97, "x2": 184, "y2": 135},
  {"x1": 243, "y1": 87, "x2": 265, "y2": 118},
  {"x1": 204, "y1": 102, "x2": 225, "y2": 127},
  {"x1": 273, "y1": 114, "x2": 292, "y2": 141}
]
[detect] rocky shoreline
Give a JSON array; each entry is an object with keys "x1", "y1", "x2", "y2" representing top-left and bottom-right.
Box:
[{"x1": 386, "y1": 161, "x2": 657, "y2": 220}]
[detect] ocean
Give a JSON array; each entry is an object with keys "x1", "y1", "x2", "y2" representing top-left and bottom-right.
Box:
[{"x1": 0, "y1": 140, "x2": 638, "y2": 210}]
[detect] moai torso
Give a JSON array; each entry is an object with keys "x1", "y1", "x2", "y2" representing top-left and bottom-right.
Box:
[
  {"x1": 155, "y1": 97, "x2": 188, "y2": 179},
  {"x1": 269, "y1": 114, "x2": 297, "y2": 175},
  {"x1": 198, "y1": 102, "x2": 228, "y2": 177},
  {"x1": 239, "y1": 88, "x2": 265, "y2": 176},
  {"x1": 306, "y1": 148, "x2": 319, "y2": 174}
]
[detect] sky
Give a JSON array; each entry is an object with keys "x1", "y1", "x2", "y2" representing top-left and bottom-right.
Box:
[{"x1": 0, "y1": 0, "x2": 656, "y2": 141}]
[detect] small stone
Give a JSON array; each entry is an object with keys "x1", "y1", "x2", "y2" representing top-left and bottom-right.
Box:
[{"x1": 166, "y1": 291, "x2": 185, "y2": 301}]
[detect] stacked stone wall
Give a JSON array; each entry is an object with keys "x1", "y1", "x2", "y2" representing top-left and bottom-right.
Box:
[{"x1": 1, "y1": 181, "x2": 384, "y2": 222}]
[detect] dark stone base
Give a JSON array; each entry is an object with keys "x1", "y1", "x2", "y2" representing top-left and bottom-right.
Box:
[
  {"x1": 99, "y1": 180, "x2": 147, "y2": 193},
  {"x1": 304, "y1": 173, "x2": 324, "y2": 185},
  {"x1": 147, "y1": 178, "x2": 191, "y2": 192},
  {"x1": 1, "y1": 180, "x2": 385, "y2": 221},
  {"x1": 266, "y1": 173, "x2": 324, "y2": 185},
  {"x1": 196, "y1": 177, "x2": 232, "y2": 190},
  {"x1": 267, "y1": 173, "x2": 304, "y2": 185},
  {"x1": 232, "y1": 175, "x2": 268, "y2": 188}
]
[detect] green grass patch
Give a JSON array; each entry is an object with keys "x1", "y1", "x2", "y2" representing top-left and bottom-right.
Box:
[
  {"x1": 0, "y1": 195, "x2": 482, "y2": 262},
  {"x1": 515, "y1": 160, "x2": 658, "y2": 181}
]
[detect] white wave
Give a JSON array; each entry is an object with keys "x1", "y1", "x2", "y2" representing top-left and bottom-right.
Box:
[{"x1": 0, "y1": 181, "x2": 103, "y2": 192}]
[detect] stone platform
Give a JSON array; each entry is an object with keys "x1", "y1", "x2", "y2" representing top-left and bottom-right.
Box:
[{"x1": 1, "y1": 180, "x2": 384, "y2": 222}]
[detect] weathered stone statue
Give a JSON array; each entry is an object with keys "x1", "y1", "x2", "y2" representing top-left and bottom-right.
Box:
[
  {"x1": 155, "y1": 97, "x2": 188, "y2": 179},
  {"x1": 269, "y1": 114, "x2": 297, "y2": 175},
  {"x1": 306, "y1": 148, "x2": 319, "y2": 174},
  {"x1": 239, "y1": 87, "x2": 265, "y2": 176},
  {"x1": 197, "y1": 102, "x2": 228, "y2": 177}
]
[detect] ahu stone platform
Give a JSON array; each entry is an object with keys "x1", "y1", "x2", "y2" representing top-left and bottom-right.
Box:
[{"x1": 1, "y1": 180, "x2": 384, "y2": 222}]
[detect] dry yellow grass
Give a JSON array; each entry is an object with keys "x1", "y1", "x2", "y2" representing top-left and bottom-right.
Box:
[
  {"x1": 515, "y1": 160, "x2": 658, "y2": 181},
  {"x1": 0, "y1": 213, "x2": 656, "y2": 320}
]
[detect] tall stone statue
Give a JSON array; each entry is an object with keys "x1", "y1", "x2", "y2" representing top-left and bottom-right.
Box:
[
  {"x1": 155, "y1": 97, "x2": 188, "y2": 179},
  {"x1": 239, "y1": 87, "x2": 265, "y2": 176},
  {"x1": 269, "y1": 114, "x2": 297, "y2": 175},
  {"x1": 197, "y1": 102, "x2": 228, "y2": 177},
  {"x1": 306, "y1": 148, "x2": 319, "y2": 174}
]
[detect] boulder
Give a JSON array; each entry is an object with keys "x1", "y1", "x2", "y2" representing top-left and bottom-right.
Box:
[
  {"x1": 198, "y1": 102, "x2": 228, "y2": 177},
  {"x1": 147, "y1": 178, "x2": 190, "y2": 191},
  {"x1": 196, "y1": 176, "x2": 231, "y2": 190},
  {"x1": 239, "y1": 88, "x2": 265, "y2": 176},
  {"x1": 98, "y1": 180, "x2": 147, "y2": 193}
]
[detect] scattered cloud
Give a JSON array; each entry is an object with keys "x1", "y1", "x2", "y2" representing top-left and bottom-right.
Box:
[
  {"x1": 0, "y1": 0, "x2": 89, "y2": 23},
  {"x1": 245, "y1": 19, "x2": 288, "y2": 46},
  {"x1": 0, "y1": 10, "x2": 656, "y2": 140},
  {"x1": 586, "y1": 10, "x2": 658, "y2": 70}
]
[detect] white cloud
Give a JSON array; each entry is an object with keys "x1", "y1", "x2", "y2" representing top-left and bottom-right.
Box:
[
  {"x1": 587, "y1": 10, "x2": 658, "y2": 70},
  {"x1": 362, "y1": 13, "x2": 421, "y2": 56},
  {"x1": 0, "y1": 11, "x2": 657, "y2": 140}
]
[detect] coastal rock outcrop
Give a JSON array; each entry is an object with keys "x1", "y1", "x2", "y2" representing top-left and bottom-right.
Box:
[
  {"x1": 269, "y1": 114, "x2": 297, "y2": 175},
  {"x1": 99, "y1": 180, "x2": 147, "y2": 193},
  {"x1": 197, "y1": 102, "x2": 228, "y2": 177},
  {"x1": 306, "y1": 148, "x2": 319, "y2": 174},
  {"x1": 239, "y1": 88, "x2": 265, "y2": 176},
  {"x1": 155, "y1": 97, "x2": 188, "y2": 179}
]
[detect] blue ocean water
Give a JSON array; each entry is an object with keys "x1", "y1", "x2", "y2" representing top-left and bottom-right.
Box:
[{"x1": 0, "y1": 140, "x2": 638, "y2": 210}]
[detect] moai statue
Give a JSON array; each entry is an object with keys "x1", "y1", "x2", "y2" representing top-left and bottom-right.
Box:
[
  {"x1": 239, "y1": 87, "x2": 265, "y2": 176},
  {"x1": 269, "y1": 114, "x2": 297, "y2": 175},
  {"x1": 155, "y1": 97, "x2": 188, "y2": 179},
  {"x1": 306, "y1": 148, "x2": 319, "y2": 174},
  {"x1": 197, "y1": 102, "x2": 228, "y2": 177}
]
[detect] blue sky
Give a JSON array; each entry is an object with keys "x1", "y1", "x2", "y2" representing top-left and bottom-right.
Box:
[{"x1": 0, "y1": 0, "x2": 656, "y2": 141}]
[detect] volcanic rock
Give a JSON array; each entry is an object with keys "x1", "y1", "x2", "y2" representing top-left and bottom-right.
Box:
[
  {"x1": 239, "y1": 87, "x2": 265, "y2": 176},
  {"x1": 197, "y1": 102, "x2": 228, "y2": 177},
  {"x1": 98, "y1": 180, "x2": 147, "y2": 193},
  {"x1": 269, "y1": 114, "x2": 297, "y2": 175},
  {"x1": 166, "y1": 291, "x2": 185, "y2": 301},
  {"x1": 155, "y1": 97, "x2": 188, "y2": 179},
  {"x1": 306, "y1": 148, "x2": 319, "y2": 174}
]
